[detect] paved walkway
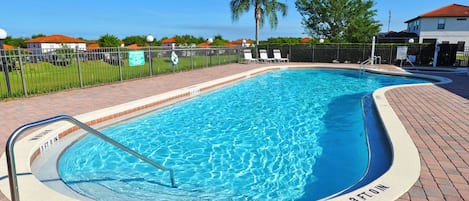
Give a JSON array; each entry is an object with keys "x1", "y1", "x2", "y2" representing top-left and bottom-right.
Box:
[{"x1": 0, "y1": 63, "x2": 468, "y2": 200}]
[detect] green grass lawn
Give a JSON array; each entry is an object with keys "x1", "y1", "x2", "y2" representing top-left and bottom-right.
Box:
[{"x1": 0, "y1": 54, "x2": 238, "y2": 98}]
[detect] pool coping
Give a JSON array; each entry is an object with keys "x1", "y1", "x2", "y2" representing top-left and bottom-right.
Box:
[{"x1": 0, "y1": 64, "x2": 451, "y2": 201}]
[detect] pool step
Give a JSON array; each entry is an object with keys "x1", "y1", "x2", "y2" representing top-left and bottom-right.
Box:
[{"x1": 68, "y1": 178, "x2": 249, "y2": 200}]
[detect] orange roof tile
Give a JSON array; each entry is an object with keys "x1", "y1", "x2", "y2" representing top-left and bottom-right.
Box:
[
  {"x1": 3, "y1": 44, "x2": 15, "y2": 49},
  {"x1": 25, "y1": 34, "x2": 86, "y2": 43},
  {"x1": 405, "y1": 4, "x2": 469, "y2": 22},
  {"x1": 224, "y1": 42, "x2": 237, "y2": 48},
  {"x1": 197, "y1": 41, "x2": 211, "y2": 48},
  {"x1": 87, "y1": 43, "x2": 100, "y2": 51},
  {"x1": 161, "y1": 37, "x2": 176, "y2": 44},
  {"x1": 300, "y1": 38, "x2": 312, "y2": 43},
  {"x1": 125, "y1": 44, "x2": 141, "y2": 50},
  {"x1": 232, "y1": 39, "x2": 253, "y2": 44}
]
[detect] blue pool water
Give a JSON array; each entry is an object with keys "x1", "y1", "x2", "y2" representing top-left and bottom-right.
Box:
[{"x1": 58, "y1": 69, "x2": 427, "y2": 200}]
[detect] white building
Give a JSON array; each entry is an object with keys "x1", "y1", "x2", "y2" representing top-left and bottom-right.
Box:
[
  {"x1": 405, "y1": 4, "x2": 469, "y2": 49},
  {"x1": 25, "y1": 34, "x2": 87, "y2": 54}
]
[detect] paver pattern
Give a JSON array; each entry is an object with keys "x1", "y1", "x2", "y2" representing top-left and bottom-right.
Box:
[
  {"x1": 391, "y1": 72, "x2": 469, "y2": 201},
  {"x1": 0, "y1": 63, "x2": 468, "y2": 201}
]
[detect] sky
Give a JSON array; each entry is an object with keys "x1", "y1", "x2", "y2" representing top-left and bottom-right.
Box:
[{"x1": 1, "y1": 0, "x2": 468, "y2": 41}]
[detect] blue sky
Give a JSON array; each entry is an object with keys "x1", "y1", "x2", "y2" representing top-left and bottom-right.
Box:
[{"x1": 1, "y1": 0, "x2": 467, "y2": 40}]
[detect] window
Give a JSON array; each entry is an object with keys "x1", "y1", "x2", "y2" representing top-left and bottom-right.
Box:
[
  {"x1": 456, "y1": 18, "x2": 467, "y2": 21},
  {"x1": 437, "y1": 18, "x2": 445, "y2": 29},
  {"x1": 415, "y1": 20, "x2": 420, "y2": 30}
]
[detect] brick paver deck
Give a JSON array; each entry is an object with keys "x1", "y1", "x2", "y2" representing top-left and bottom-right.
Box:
[{"x1": 0, "y1": 63, "x2": 468, "y2": 200}]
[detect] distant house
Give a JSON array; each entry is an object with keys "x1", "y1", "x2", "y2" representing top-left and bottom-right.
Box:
[
  {"x1": 2, "y1": 44, "x2": 14, "y2": 50},
  {"x1": 300, "y1": 37, "x2": 312, "y2": 43},
  {"x1": 161, "y1": 37, "x2": 176, "y2": 49},
  {"x1": 86, "y1": 40, "x2": 125, "y2": 51},
  {"x1": 125, "y1": 44, "x2": 141, "y2": 50},
  {"x1": 25, "y1": 34, "x2": 87, "y2": 54},
  {"x1": 232, "y1": 39, "x2": 253, "y2": 47},
  {"x1": 405, "y1": 4, "x2": 469, "y2": 49},
  {"x1": 377, "y1": 31, "x2": 419, "y2": 43}
]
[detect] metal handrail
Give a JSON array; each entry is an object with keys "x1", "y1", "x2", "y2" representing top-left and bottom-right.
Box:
[{"x1": 5, "y1": 114, "x2": 175, "y2": 201}]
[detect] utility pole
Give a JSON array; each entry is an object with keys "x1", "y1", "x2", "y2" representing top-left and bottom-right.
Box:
[{"x1": 388, "y1": 10, "x2": 391, "y2": 32}]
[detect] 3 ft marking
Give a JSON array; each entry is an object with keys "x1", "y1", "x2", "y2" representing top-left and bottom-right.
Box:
[
  {"x1": 40, "y1": 135, "x2": 59, "y2": 152},
  {"x1": 348, "y1": 184, "x2": 390, "y2": 201}
]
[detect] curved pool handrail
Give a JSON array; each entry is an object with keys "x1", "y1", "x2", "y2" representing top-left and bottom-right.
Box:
[{"x1": 5, "y1": 114, "x2": 175, "y2": 201}]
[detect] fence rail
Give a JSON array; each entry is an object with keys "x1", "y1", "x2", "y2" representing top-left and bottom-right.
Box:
[
  {"x1": 1, "y1": 43, "x2": 467, "y2": 99},
  {"x1": 0, "y1": 46, "x2": 239, "y2": 98}
]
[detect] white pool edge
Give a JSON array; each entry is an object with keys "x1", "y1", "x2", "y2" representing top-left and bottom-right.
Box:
[{"x1": 0, "y1": 64, "x2": 450, "y2": 201}]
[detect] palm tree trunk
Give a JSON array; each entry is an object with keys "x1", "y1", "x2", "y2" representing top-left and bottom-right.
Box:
[{"x1": 255, "y1": 3, "x2": 261, "y2": 46}]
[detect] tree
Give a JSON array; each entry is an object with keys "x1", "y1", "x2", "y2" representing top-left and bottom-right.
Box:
[
  {"x1": 230, "y1": 0, "x2": 288, "y2": 45},
  {"x1": 212, "y1": 35, "x2": 229, "y2": 46},
  {"x1": 4, "y1": 36, "x2": 28, "y2": 48},
  {"x1": 123, "y1": 35, "x2": 147, "y2": 46},
  {"x1": 97, "y1": 34, "x2": 121, "y2": 47},
  {"x1": 174, "y1": 35, "x2": 204, "y2": 46},
  {"x1": 296, "y1": 0, "x2": 381, "y2": 43},
  {"x1": 31, "y1": 34, "x2": 45, "y2": 39}
]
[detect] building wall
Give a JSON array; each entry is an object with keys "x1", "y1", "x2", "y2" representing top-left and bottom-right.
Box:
[
  {"x1": 418, "y1": 31, "x2": 469, "y2": 45},
  {"x1": 27, "y1": 42, "x2": 87, "y2": 54},
  {"x1": 408, "y1": 17, "x2": 469, "y2": 48},
  {"x1": 419, "y1": 17, "x2": 469, "y2": 32}
]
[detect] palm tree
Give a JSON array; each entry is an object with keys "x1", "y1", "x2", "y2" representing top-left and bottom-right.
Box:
[{"x1": 230, "y1": 0, "x2": 288, "y2": 45}]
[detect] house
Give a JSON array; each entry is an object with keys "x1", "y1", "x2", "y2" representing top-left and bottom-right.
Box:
[
  {"x1": 405, "y1": 4, "x2": 469, "y2": 49},
  {"x1": 377, "y1": 30, "x2": 419, "y2": 43},
  {"x1": 232, "y1": 39, "x2": 253, "y2": 47},
  {"x1": 161, "y1": 37, "x2": 176, "y2": 49},
  {"x1": 300, "y1": 37, "x2": 312, "y2": 43},
  {"x1": 3, "y1": 44, "x2": 14, "y2": 50},
  {"x1": 86, "y1": 40, "x2": 125, "y2": 51},
  {"x1": 25, "y1": 34, "x2": 87, "y2": 54}
]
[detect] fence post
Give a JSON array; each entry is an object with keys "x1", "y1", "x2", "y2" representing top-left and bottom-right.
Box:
[
  {"x1": 76, "y1": 46, "x2": 83, "y2": 88},
  {"x1": 118, "y1": 47, "x2": 123, "y2": 81},
  {"x1": 190, "y1": 47, "x2": 194, "y2": 70},
  {"x1": 218, "y1": 48, "x2": 220, "y2": 65},
  {"x1": 312, "y1": 44, "x2": 315, "y2": 62},
  {"x1": 389, "y1": 44, "x2": 393, "y2": 65},
  {"x1": 148, "y1": 46, "x2": 153, "y2": 76},
  {"x1": 17, "y1": 48, "x2": 27, "y2": 96},
  {"x1": 206, "y1": 49, "x2": 209, "y2": 67},
  {"x1": 336, "y1": 44, "x2": 340, "y2": 61},
  {"x1": 0, "y1": 43, "x2": 12, "y2": 95}
]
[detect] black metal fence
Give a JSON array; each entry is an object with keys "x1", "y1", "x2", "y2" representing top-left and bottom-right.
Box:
[
  {"x1": 257, "y1": 43, "x2": 440, "y2": 65},
  {"x1": 0, "y1": 46, "x2": 239, "y2": 98}
]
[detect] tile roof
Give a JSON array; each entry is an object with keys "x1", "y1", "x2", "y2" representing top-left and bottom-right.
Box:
[
  {"x1": 86, "y1": 42, "x2": 100, "y2": 51},
  {"x1": 300, "y1": 38, "x2": 312, "y2": 43},
  {"x1": 405, "y1": 4, "x2": 469, "y2": 22},
  {"x1": 161, "y1": 37, "x2": 176, "y2": 44},
  {"x1": 125, "y1": 44, "x2": 141, "y2": 50},
  {"x1": 232, "y1": 39, "x2": 253, "y2": 44},
  {"x1": 3, "y1": 44, "x2": 14, "y2": 49},
  {"x1": 25, "y1": 34, "x2": 86, "y2": 43},
  {"x1": 197, "y1": 41, "x2": 210, "y2": 47}
]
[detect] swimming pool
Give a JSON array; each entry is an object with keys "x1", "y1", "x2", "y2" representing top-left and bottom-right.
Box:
[{"x1": 58, "y1": 69, "x2": 427, "y2": 200}]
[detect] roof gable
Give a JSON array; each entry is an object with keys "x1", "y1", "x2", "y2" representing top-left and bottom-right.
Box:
[
  {"x1": 25, "y1": 34, "x2": 86, "y2": 43},
  {"x1": 406, "y1": 4, "x2": 469, "y2": 22}
]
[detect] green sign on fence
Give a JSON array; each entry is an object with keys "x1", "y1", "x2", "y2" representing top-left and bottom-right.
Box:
[{"x1": 128, "y1": 50, "x2": 145, "y2": 66}]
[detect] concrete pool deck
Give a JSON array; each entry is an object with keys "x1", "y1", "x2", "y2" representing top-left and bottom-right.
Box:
[{"x1": 0, "y1": 62, "x2": 468, "y2": 200}]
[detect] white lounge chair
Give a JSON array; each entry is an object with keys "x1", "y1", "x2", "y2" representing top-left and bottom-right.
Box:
[
  {"x1": 273, "y1": 49, "x2": 288, "y2": 62},
  {"x1": 242, "y1": 49, "x2": 258, "y2": 63},
  {"x1": 259, "y1": 49, "x2": 274, "y2": 63}
]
